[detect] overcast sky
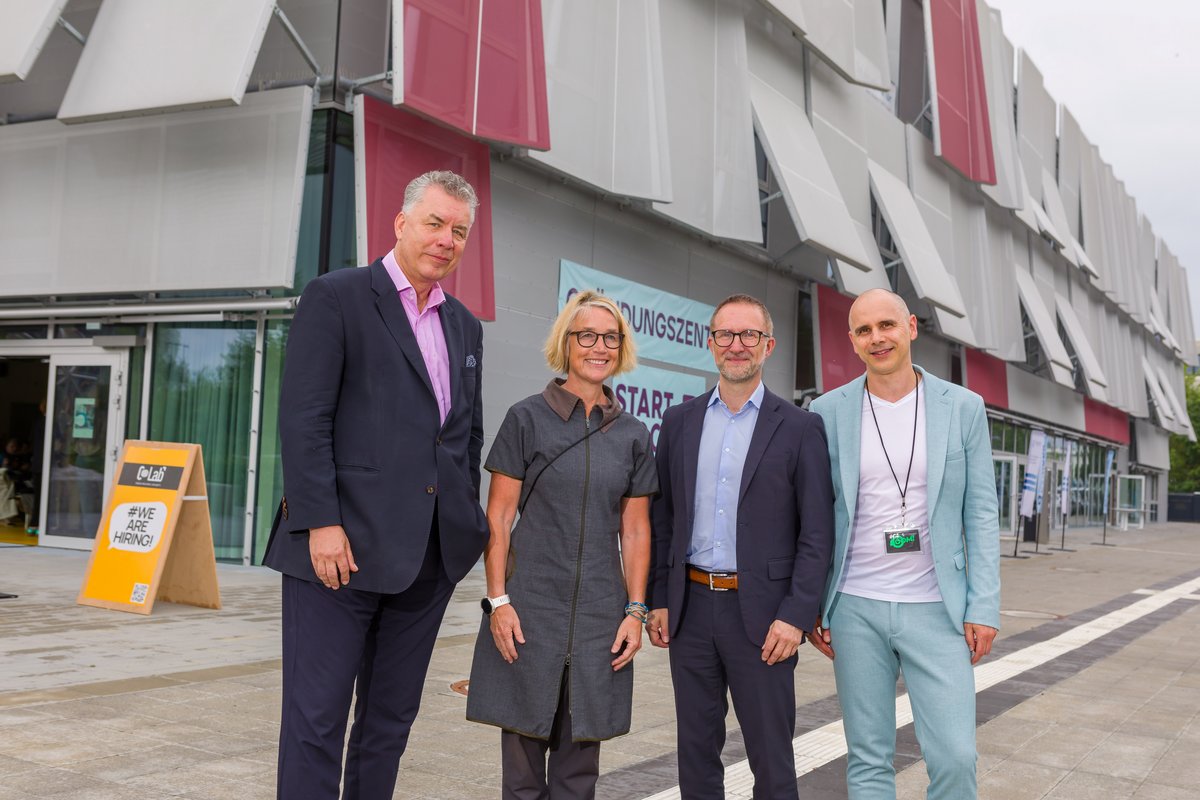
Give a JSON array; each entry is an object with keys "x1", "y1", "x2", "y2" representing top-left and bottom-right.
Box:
[{"x1": 985, "y1": 0, "x2": 1200, "y2": 335}]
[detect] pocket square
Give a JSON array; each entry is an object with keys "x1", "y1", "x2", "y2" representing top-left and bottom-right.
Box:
[{"x1": 465, "y1": 354, "x2": 477, "y2": 368}]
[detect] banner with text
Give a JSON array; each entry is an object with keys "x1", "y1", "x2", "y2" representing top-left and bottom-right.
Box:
[
  {"x1": 1019, "y1": 429, "x2": 1047, "y2": 519},
  {"x1": 613, "y1": 365, "x2": 708, "y2": 450},
  {"x1": 558, "y1": 260, "x2": 717, "y2": 373}
]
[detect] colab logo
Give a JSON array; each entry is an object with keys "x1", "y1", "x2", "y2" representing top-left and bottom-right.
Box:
[
  {"x1": 888, "y1": 532, "x2": 917, "y2": 549},
  {"x1": 136, "y1": 465, "x2": 168, "y2": 484},
  {"x1": 107, "y1": 502, "x2": 168, "y2": 553}
]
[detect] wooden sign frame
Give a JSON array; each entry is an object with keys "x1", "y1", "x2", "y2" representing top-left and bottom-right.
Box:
[{"x1": 77, "y1": 441, "x2": 221, "y2": 614}]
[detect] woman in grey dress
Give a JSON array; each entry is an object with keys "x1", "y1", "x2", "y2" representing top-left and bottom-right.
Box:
[{"x1": 467, "y1": 290, "x2": 657, "y2": 798}]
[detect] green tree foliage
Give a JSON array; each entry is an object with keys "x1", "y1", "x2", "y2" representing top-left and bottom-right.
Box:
[{"x1": 1168, "y1": 376, "x2": 1200, "y2": 492}]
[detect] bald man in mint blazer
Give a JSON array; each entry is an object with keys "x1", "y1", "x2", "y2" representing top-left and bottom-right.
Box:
[{"x1": 809, "y1": 288, "x2": 1000, "y2": 800}]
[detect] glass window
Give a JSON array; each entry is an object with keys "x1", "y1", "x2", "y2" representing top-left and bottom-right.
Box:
[
  {"x1": 0, "y1": 324, "x2": 50, "y2": 340},
  {"x1": 290, "y1": 110, "x2": 358, "y2": 294},
  {"x1": 149, "y1": 322, "x2": 256, "y2": 562},
  {"x1": 253, "y1": 320, "x2": 289, "y2": 564},
  {"x1": 55, "y1": 323, "x2": 144, "y2": 340}
]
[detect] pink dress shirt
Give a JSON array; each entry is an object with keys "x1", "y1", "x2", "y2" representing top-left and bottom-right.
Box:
[{"x1": 382, "y1": 251, "x2": 451, "y2": 425}]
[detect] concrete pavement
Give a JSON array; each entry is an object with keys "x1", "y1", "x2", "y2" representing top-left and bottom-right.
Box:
[{"x1": 1, "y1": 522, "x2": 1198, "y2": 799}]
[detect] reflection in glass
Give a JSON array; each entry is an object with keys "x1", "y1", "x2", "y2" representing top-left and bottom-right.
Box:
[
  {"x1": 253, "y1": 320, "x2": 289, "y2": 564},
  {"x1": 150, "y1": 323, "x2": 255, "y2": 562},
  {"x1": 46, "y1": 366, "x2": 111, "y2": 539}
]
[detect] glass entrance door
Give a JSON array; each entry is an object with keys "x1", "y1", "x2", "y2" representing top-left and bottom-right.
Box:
[
  {"x1": 993, "y1": 456, "x2": 1017, "y2": 535},
  {"x1": 39, "y1": 353, "x2": 126, "y2": 550}
]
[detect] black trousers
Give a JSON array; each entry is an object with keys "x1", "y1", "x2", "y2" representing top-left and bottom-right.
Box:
[
  {"x1": 500, "y1": 668, "x2": 601, "y2": 800},
  {"x1": 669, "y1": 582, "x2": 799, "y2": 800},
  {"x1": 277, "y1": 528, "x2": 454, "y2": 800}
]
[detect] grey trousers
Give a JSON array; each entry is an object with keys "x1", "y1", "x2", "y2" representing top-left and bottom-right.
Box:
[{"x1": 500, "y1": 669, "x2": 601, "y2": 799}]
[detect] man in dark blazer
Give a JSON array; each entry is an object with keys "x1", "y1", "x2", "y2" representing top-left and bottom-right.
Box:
[
  {"x1": 264, "y1": 171, "x2": 488, "y2": 799},
  {"x1": 647, "y1": 294, "x2": 834, "y2": 799}
]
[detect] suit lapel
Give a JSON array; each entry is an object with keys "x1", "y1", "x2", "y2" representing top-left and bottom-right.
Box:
[
  {"x1": 739, "y1": 391, "x2": 783, "y2": 503},
  {"x1": 681, "y1": 390, "x2": 711, "y2": 519},
  {"x1": 440, "y1": 299, "x2": 464, "y2": 423},
  {"x1": 838, "y1": 377, "x2": 865, "y2": 524},
  {"x1": 371, "y1": 261, "x2": 436, "y2": 400},
  {"x1": 922, "y1": 369, "x2": 952, "y2": 517}
]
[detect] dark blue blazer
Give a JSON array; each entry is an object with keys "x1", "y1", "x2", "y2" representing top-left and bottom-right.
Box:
[
  {"x1": 263, "y1": 259, "x2": 488, "y2": 593},
  {"x1": 648, "y1": 386, "x2": 834, "y2": 646}
]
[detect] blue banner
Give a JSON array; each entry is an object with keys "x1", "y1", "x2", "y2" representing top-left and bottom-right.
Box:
[
  {"x1": 613, "y1": 365, "x2": 708, "y2": 450},
  {"x1": 558, "y1": 260, "x2": 717, "y2": 373},
  {"x1": 1102, "y1": 449, "x2": 1115, "y2": 516}
]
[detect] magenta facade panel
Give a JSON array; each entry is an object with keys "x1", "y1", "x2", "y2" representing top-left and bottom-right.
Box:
[
  {"x1": 927, "y1": 0, "x2": 995, "y2": 184},
  {"x1": 398, "y1": 0, "x2": 549, "y2": 150},
  {"x1": 475, "y1": 0, "x2": 550, "y2": 148},
  {"x1": 355, "y1": 95, "x2": 496, "y2": 320}
]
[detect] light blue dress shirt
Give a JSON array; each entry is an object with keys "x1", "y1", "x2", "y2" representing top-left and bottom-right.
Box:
[{"x1": 687, "y1": 381, "x2": 764, "y2": 571}]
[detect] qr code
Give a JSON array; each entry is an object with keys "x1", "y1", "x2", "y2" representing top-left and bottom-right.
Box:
[{"x1": 130, "y1": 583, "x2": 150, "y2": 604}]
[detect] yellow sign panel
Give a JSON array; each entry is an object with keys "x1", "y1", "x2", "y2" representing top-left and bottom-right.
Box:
[{"x1": 78, "y1": 441, "x2": 220, "y2": 615}]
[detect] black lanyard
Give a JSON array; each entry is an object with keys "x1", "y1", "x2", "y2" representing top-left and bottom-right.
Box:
[{"x1": 865, "y1": 370, "x2": 920, "y2": 524}]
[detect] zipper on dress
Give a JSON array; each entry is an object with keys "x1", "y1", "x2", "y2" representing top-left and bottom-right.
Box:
[{"x1": 563, "y1": 413, "x2": 591, "y2": 683}]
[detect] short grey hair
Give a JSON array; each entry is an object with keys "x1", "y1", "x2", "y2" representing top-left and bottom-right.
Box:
[
  {"x1": 710, "y1": 294, "x2": 774, "y2": 337},
  {"x1": 402, "y1": 170, "x2": 480, "y2": 225}
]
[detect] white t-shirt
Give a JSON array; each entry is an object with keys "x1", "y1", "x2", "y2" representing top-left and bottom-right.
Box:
[{"x1": 838, "y1": 383, "x2": 942, "y2": 603}]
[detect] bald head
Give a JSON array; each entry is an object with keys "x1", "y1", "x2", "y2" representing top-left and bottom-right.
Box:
[
  {"x1": 847, "y1": 287, "x2": 917, "y2": 378},
  {"x1": 848, "y1": 288, "x2": 910, "y2": 330}
]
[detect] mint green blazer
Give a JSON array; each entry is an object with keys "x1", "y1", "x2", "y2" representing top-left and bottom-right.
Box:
[{"x1": 809, "y1": 366, "x2": 1001, "y2": 630}]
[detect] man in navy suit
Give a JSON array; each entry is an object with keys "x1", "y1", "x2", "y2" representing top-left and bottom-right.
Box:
[
  {"x1": 264, "y1": 171, "x2": 488, "y2": 799},
  {"x1": 647, "y1": 294, "x2": 834, "y2": 799}
]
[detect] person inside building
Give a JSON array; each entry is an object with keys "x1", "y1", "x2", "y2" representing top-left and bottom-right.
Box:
[
  {"x1": 646, "y1": 293, "x2": 835, "y2": 799},
  {"x1": 467, "y1": 289, "x2": 656, "y2": 799},
  {"x1": 810, "y1": 287, "x2": 1001, "y2": 800},
  {"x1": 263, "y1": 170, "x2": 489, "y2": 800}
]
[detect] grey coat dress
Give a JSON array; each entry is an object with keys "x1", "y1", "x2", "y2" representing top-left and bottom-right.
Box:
[{"x1": 466, "y1": 379, "x2": 657, "y2": 742}]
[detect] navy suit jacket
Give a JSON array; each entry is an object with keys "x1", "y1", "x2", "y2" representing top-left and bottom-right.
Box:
[
  {"x1": 648, "y1": 386, "x2": 835, "y2": 646},
  {"x1": 263, "y1": 259, "x2": 488, "y2": 593}
]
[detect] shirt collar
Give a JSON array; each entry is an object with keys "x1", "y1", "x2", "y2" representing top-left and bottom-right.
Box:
[
  {"x1": 382, "y1": 250, "x2": 446, "y2": 311},
  {"x1": 709, "y1": 380, "x2": 766, "y2": 412},
  {"x1": 542, "y1": 378, "x2": 623, "y2": 428}
]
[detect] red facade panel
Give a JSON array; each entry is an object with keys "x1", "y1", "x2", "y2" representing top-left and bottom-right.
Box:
[
  {"x1": 964, "y1": 347, "x2": 1009, "y2": 409},
  {"x1": 475, "y1": 0, "x2": 550, "y2": 148},
  {"x1": 1084, "y1": 397, "x2": 1131, "y2": 445},
  {"x1": 399, "y1": 0, "x2": 549, "y2": 150},
  {"x1": 817, "y1": 285, "x2": 864, "y2": 394},
  {"x1": 359, "y1": 95, "x2": 496, "y2": 320},
  {"x1": 928, "y1": 0, "x2": 996, "y2": 184}
]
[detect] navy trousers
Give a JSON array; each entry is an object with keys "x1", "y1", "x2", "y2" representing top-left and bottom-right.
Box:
[
  {"x1": 277, "y1": 528, "x2": 454, "y2": 800},
  {"x1": 669, "y1": 581, "x2": 799, "y2": 800}
]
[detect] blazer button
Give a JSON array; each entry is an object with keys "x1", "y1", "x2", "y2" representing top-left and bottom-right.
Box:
[
  {"x1": 436, "y1": 437, "x2": 442, "y2": 446},
  {"x1": 426, "y1": 485, "x2": 436, "y2": 495}
]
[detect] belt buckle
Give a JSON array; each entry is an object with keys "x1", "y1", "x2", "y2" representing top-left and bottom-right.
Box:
[{"x1": 708, "y1": 571, "x2": 731, "y2": 592}]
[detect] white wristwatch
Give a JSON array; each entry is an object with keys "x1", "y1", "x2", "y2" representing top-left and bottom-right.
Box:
[{"x1": 481, "y1": 594, "x2": 512, "y2": 615}]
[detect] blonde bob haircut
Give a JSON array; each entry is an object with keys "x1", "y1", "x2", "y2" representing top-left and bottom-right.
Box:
[{"x1": 544, "y1": 290, "x2": 638, "y2": 376}]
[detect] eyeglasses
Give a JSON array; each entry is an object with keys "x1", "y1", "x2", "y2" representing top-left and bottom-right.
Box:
[
  {"x1": 710, "y1": 329, "x2": 769, "y2": 347},
  {"x1": 569, "y1": 330, "x2": 624, "y2": 349}
]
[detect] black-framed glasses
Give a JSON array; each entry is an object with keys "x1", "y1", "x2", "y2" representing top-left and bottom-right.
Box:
[
  {"x1": 710, "y1": 329, "x2": 768, "y2": 347},
  {"x1": 569, "y1": 330, "x2": 624, "y2": 349}
]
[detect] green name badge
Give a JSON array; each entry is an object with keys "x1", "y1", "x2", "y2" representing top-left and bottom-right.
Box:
[{"x1": 883, "y1": 525, "x2": 921, "y2": 554}]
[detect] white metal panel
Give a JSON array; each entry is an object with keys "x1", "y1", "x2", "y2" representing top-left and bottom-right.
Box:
[
  {"x1": 1142, "y1": 356, "x2": 1175, "y2": 423},
  {"x1": 1058, "y1": 106, "x2": 1084, "y2": 241},
  {"x1": 0, "y1": 86, "x2": 311, "y2": 296},
  {"x1": 1015, "y1": 50, "x2": 1057, "y2": 205},
  {"x1": 1079, "y1": 142, "x2": 1114, "y2": 299},
  {"x1": 798, "y1": 0, "x2": 857, "y2": 82},
  {"x1": 834, "y1": 221, "x2": 892, "y2": 296},
  {"x1": 1012, "y1": 267, "x2": 1074, "y2": 388},
  {"x1": 57, "y1": 0, "x2": 276, "y2": 123},
  {"x1": 1041, "y1": 169, "x2": 1078, "y2": 267},
  {"x1": 1071, "y1": 239, "x2": 1101, "y2": 281},
  {"x1": 1055, "y1": 293, "x2": 1108, "y2": 401},
  {"x1": 0, "y1": 0, "x2": 68, "y2": 82},
  {"x1": 933, "y1": 306, "x2": 978, "y2": 348},
  {"x1": 757, "y1": 0, "x2": 807, "y2": 33},
  {"x1": 867, "y1": 159, "x2": 967, "y2": 317},
  {"x1": 1004, "y1": 363, "x2": 1086, "y2": 431},
  {"x1": 984, "y1": 205, "x2": 1025, "y2": 361},
  {"x1": 809, "y1": 56, "x2": 870, "y2": 225},
  {"x1": 530, "y1": 0, "x2": 672, "y2": 202},
  {"x1": 750, "y1": 74, "x2": 872, "y2": 270},
  {"x1": 653, "y1": 0, "x2": 761, "y2": 242},
  {"x1": 1133, "y1": 420, "x2": 1170, "y2": 469},
  {"x1": 1152, "y1": 363, "x2": 1188, "y2": 428},
  {"x1": 852, "y1": 0, "x2": 891, "y2": 90},
  {"x1": 977, "y1": 3, "x2": 1022, "y2": 210}
]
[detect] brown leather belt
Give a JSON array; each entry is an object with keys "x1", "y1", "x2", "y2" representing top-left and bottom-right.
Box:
[{"x1": 687, "y1": 566, "x2": 738, "y2": 591}]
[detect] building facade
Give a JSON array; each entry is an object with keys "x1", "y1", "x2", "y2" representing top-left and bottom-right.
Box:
[{"x1": 0, "y1": 0, "x2": 1192, "y2": 563}]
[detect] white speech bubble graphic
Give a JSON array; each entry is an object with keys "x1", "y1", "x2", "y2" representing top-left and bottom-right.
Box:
[{"x1": 107, "y1": 501, "x2": 168, "y2": 553}]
